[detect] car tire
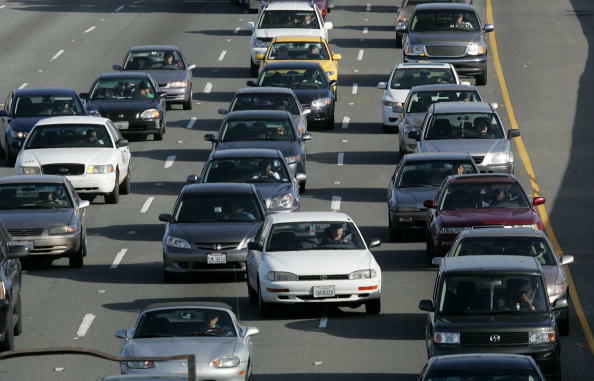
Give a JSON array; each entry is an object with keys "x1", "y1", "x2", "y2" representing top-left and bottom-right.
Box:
[
  {"x1": 476, "y1": 67, "x2": 487, "y2": 86},
  {"x1": 299, "y1": 181, "x2": 306, "y2": 194},
  {"x1": 426, "y1": 233, "x2": 434, "y2": 257},
  {"x1": 119, "y1": 168, "x2": 131, "y2": 195},
  {"x1": 258, "y1": 281, "x2": 274, "y2": 318},
  {"x1": 154, "y1": 128, "x2": 164, "y2": 141},
  {"x1": 69, "y1": 236, "x2": 85, "y2": 268},
  {"x1": 365, "y1": 299, "x2": 381, "y2": 314},
  {"x1": 163, "y1": 269, "x2": 176, "y2": 283},
  {"x1": 558, "y1": 317, "x2": 569, "y2": 336},
  {"x1": 13, "y1": 294, "x2": 22, "y2": 336},
  {"x1": 250, "y1": 59, "x2": 259, "y2": 77},
  {"x1": 0, "y1": 316, "x2": 15, "y2": 351},
  {"x1": 325, "y1": 113, "x2": 335, "y2": 130},
  {"x1": 389, "y1": 220, "x2": 401, "y2": 242},
  {"x1": 165, "y1": 103, "x2": 172, "y2": 110},
  {"x1": 245, "y1": 361, "x2": 253, "y2": 381},
  {"x1": 104, "y1": 173, "x2": 120, "y2": 204},
  {"x1": 247, "y1": 277, "x2": 258, "y2": 305},
  {"x1": 6, "y1": 147, "x2": 15, "y2": 167},
  {"x1": 183, "y1": 95, "x2": 193, "y2": 110},
  {"x1": 395, "y1": 32, "x2": 403, "y2": 48}
]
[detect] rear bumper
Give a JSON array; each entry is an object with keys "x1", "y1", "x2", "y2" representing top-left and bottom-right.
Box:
[
  {"x1": 389, "y1": 210, "x2": 427, "y2": 230},
  {"x1": 478, "y1": 162, "x2": 514, "y2": 174}
]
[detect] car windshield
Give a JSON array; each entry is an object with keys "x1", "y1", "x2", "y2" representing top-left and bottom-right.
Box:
[
  {"x1": 13, "y1": 95, "x2": 84, "y2": 117},
  {"x1": 410, "y1": 10, "x2": 480, "y2": 32},
  {"x1": 267, "y1": 41, "x2": 330, "y2": 60},
  {"x1": 427, "y1": 370, "x2": 541, "y2": 381},
  {"x1": 124, "y1": 50, "x2": 185, "y2": 70},
  {"x1": 173, "y1": 193, "x2": 263, "y2": 223},
  {"x1": 440, "y1": 182, "x2": 530, "y2": 210},
  {"x1": 259, "y1": 68, "x2": 328, "y2": 90},
  {"x1": 204, "y1": 158, "x2": 291, "y2": 184},
  {"x1": 438, "y1": 274, "x2": 549, "y2": 315},
  {"x1": 259, "y1": 11, "x2": 319, "y2": 29},
  {"x1": 425, "y1": 113, "x2": 504, "y2": 140},
  {"x1": 89, "y1": 78, "x2": 156, "y2": 100},
  {"x1": 25, "y1": 124, "x2": 113, "y2": 149},
  {"x1": 266, "y1": 222, "x2": 366, "y2": 251},
  {"x1": 453, "y1": 237, "x2": 557, "y2": 266},
  {"x1": 230, "y1": 93, "x2": 300, "y2": 115},
  {"x1": 398, "y1": 160, "x2": 477, "y2": 188},
  {"x1": 406, "y1": 90, "x2": 480, "y2": 113},
  {"x1": 391, "y1": 68, "x2": 456, "y2": 89},
  {"x1": 220, "y1": 119, "x2": 294, "y2": 142},
  {"x1": 0, "y1": 183, "x2": 72, "y2": 209},
  {"x1": 134, "y1": 308, "x2": 237, "y2": 338}
]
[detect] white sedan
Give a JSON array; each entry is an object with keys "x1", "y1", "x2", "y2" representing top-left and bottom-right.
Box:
[
  {"x1": 246, "y1": 211, "x2": 382, "y2": 316},
  {"x1": 15, "y1": 116, "x2": 131, "y2": 204}
]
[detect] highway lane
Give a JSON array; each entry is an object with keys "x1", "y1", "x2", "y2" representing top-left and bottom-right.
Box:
[{"x1": 0, "y1": 0, "x2": 590, "y2": 380}]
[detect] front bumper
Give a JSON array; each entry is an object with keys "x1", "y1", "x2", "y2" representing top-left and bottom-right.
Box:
[
  {"x1": 160, "y1": 87, "x2": 191, "y2": 103},
  {"x1": 163, "y1": 248, "x2": 248, "y2": 273},
  {"x1": 112, "y1": 119, "x2": 161, "y2": 134},
  {"x1": 67, "y1": 172, "x2": 117, "y2": 194},
  {"x1": 260, "y1": 279, "x2": 381, "y2": 304},
  {"x1": 382, "y1": 104, "x2": 402, "y2": 128},
  {"x1": 478, "y1": 162, "x2": 514, "y2": 174},
  {"x1": 305, "y1": 104, "x2": 333, "y2": 123},
  {"x1": 122, "y1": 360, "x2": 250, "y2": 381},
  {"x1": 13, "y1": 234, "x2": 80, "y2": 257},
  {"x1": 404, "y1": 56, "x2": 487, "y2": 75},
  {"x1": 389, "y1": 210, "x2": 427, "y2": 230}
]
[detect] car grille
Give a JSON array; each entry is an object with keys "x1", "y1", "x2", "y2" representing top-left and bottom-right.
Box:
[
  {"x1": 8, "y1": 228, "x2": 43, "y2": 237},
  {"x1": 42, "y1": 164, "x2": 85, "y2": 176},
  {"x1": 472, "y1": 155, "x2": 485, "y2": 164},
  {"x1": 195, "y1": 242, "x2": 240, "y2": 250},
  {"x1": 104, "y1": 112, "x2": 138, "y2": 121},
  {"x1": 461, "y1": 331, "x2": 528, "y2": 345},
  {"x1": 298, "y1": 274, "x2": 350, "y2": 281},
  {"x1": 425, "y1": 45, "x2": 467, "y2": 57},
  {"x1": 30, "y1": 245, "x2": 69, "y2": 255}
]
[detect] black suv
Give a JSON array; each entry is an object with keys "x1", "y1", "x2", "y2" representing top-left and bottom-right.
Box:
[
  {"x1": 398, "y1": 3, "x2": 493, "y2": 85},
  {"x1": 0, "y1": 219, "x2": 28, "y2": 351},
  {"x1": 419, "y1": 255, "x2": 563, "y2": 380}
]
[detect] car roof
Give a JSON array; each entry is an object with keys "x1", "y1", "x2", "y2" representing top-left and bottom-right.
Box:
[
  {"x1": 268, "y1": 211, "x2": 354, "y2": 224},
  {"x1": 429, "y1": 353, "x2": 535, "y2": 371},
  {"x1": 403, "y1": 152, "x2": 473, "y2": 161},
  {"x1": 13, "y1": 87, "x2": 79, "y2": 97},
  {"x1": 457, "y1": 228, "x2": 548, "y2": 239},
  {"x1": 182, "y1": 182, "x2": 256, "y2": 194},
  {"x1": 211, "y1": 148, "x2": 282, "y2": 159},
  {"x1": 409, "y1": 84, "x2": 479, "y2": 92},
  {"x1": 264, "y1": 1, "x2": 315, "y2": 11},
  {"x1": 272, "y1": 36, "x2": 324, "y2": 43},
  {"x1": 447, "y1": 173, "x2": 518, "y2": 183},
  {"x1": 431, "y1": 101, "x2": 494, "y2": 113},
  {"x1": 96, "y1": 72, "x2": 150, "y2": 79},
  {"x1": 129, "y1": 45, "x2": 180, "y2": 52},
  {"x1": 35, "y1": 116, "x2": 110, "y2": 126},
  {"x1": 262, "y1": 61, "x2": 324, "y2": 70},
  {"x1": 396, "y1": 62, "x2": 454, "y2": 70},
  {"x1": 415, "y1": 3, "x2": 474, "y2": 11},
  {"x1": 235, "y1": 87, "x2": 295, "y2": 95},
  {"x1": 225, "y1": 109, "x2": 292, "y2": 120},
  {"x1": 142, "y1": 302, "x2": 233, "y2": 313},
  {"x1": 442, "y1": 255, "x2": 541, "y2": 273},
  {"x1": 0, "y1": 175, "x2": 67, "y2": 184}
]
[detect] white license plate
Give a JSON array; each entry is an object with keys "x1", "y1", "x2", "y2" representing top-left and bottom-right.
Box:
[
  {"x1": 16, "y1": 241, "x2": 34, "y2": 250},
  {"x1": 114, "y1": 121, "x2": 129, "y2": 130},
  {"x1": 207, "y1": 253, "x2": 227, "y2": 264},
  {"x1": 313, "y1": 285, "x2": 335, "y2": 298}
]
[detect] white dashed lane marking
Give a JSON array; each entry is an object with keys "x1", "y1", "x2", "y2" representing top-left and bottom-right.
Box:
[
  {"x1": 140, "y1": 197, "x2": 154, "y2": 213},
  {"x1": 366, "y1": 3, "x2": 371, "y2": 11},
  {"x1": 76, "y1": 314, "x2": 96, "y2": 337},
  {"x1": 83, "y1": 26, "x2": 96, "y2": 33},
  {"x1": 18, "y1": 83, "x2": 27, "y2": 89},
  {"x1": 352, "y1": 83, "x2": 358, "y2": 95},
  {"x1": 341, "y1": 116, "x2": 350, "y2": 129},
  {"x1": 330, "y1": 196, "x2": 341, "y2": 211},
  {"x1": 186, "y1": 117, "x2": 197, "y2": 129},
  {"x1": 319, "y1": 316, "x2": 328, "y2": 328},
  {"x1": 204, "y1": 82, "x2": 213, "y2": 93},
  {"x1": 0, "y1": 5, "x2": 6, "y2": 9},
  {"x1": 110, "y1": 249, "x2": 128, "y2": 269},
  {"x1": 218, "y1": 50, "x2": 227, "y2": 62},
  {"x1": 363, "y1": 27, "x2": 368, "y2": 34},
  {"x1": 357, "y1": 49, "x2": 364, "y2": 61},
  {"x1": 114, "y1": 5, "x2": 124, "y2": 12},
  {"x1": 164, "y1": 155, "x2": 176, "y2": 168},
  {"x1": 233, "y1": 27, "x2": 240, "y2": 34},
  {"x1": 337, "y1": 152, "x2": 344, "y2": 166},
  {"x1": 50, "y1": 50, "x2": 64, "y2": 61}
]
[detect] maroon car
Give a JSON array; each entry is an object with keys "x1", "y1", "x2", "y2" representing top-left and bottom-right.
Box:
[{"x1": 424, "y1": 174, "x2": 545, "y2": 257}]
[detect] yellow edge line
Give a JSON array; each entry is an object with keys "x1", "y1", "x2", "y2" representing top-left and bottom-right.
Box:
[{"x1": 486, "y1": 0, "x2": 594, "y2": 355}]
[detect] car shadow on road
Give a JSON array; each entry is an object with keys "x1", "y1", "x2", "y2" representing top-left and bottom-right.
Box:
[
  {"x1": 333, "y1": 5, "x2": 396, "y2": 14},
  {"x1": 103, "y1": 296, "x2": 251, "y2": 313},
  {"x1": 131, "y1": 181, "x2": 187, "y2": 196},
  {"x1": 339, "y1": 73, "x2": 389, "y2": 87},
  {"x1": 308, "y1": 151, "x2": 398, "y2": 166},
  {"x1": 194, "y1": 91, "x2": 235, "y2": 103},
  {"x1": 254, "y1": 373, "x2": 417, "y2": 381},
  {"x1": 333, "y1": 25, "x2": 396, "y2": 33},
  {"x1": 192, "y1": 67, "x2": 250, "y2": 79},
  {"x1": 330, "y1": 38, "x2": 394, "y2": 50},
  {"x1": 131, "y1": 148, "x2": 210, "y2": 163},
  {"x1": 185, "y1": 29, "x2": 252, "y2": 37},
  {"x1": 88, "y1": 223, "x2": 164, "y2": 241}
]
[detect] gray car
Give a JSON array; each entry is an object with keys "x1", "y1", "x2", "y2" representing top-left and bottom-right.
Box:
[
  {"x1": 191, "y1": 148, "x2": 305, "y2": 212},
  {"x1": 218, "y1": 87, "x2": 310, "y2": 134},
  {"x1": 205, "y1": 110, "x2": 312, "y2": 193},
  {"x1": 388, "y1": 152, "x2": 478, "y2": 240},
  {"x1": 113, "y1": 45, "x2": 196, "y2": 110},
  {"x1": 0, "y1": 175, "x2": 89, "y2": 267},
  {"x1": 158, "y1": 183, "x2": 266, "y2": 281},
  {"x1": 412, "y1": 102, "x2": 520, "y2": 173},
  {"x1": 116, "y1": 302, "x2": 259, "y2": 380},
  {"x1": 397, "y1": 83, "x2": 483, "y2": 154},
  {"x1": 437, "y1": 228, "x2": 574, "y2": 335}
]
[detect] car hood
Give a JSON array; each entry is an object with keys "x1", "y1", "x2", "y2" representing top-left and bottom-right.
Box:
[
  {"x1": 420, "y1": 139, "x2": 508, "y2": 156},
  {"x1": 9, "y1": 117, "x2": 49, "y2": 132},
  {"x1": 386, "y1": 88, "x2": 410, "y2": 103},
  {"x1": 256, "y1": 29, "x2": 324, "y2": 39},
  {"x1": 87, "y1": 99, "x2": 158, "y2": 114},
  {"x1": 169, "y1": 222, "x2": 261, "y2": 243},
  {"x1": 254, "y1": 182, "x2": 294, "y2": 203},
  {"x1": 141, "y1": 70, "x2": 187, "y2": 86},
  {"x1": 402, "y1": 113, "x2": 426, "y2": 130},
  {"x1": 264, "y1": 249, "x2": 371, "y2": 274},
  {"x1": 395, "y1": 187, "x2": 438, "y2": 209},
  {"x1": 18, "y1": 147, "x2": 114, "y2": 166},
  {"x1": 438, "y1": 208, "x2": 538, "y2": 227},
  {"x1": 123, "y1": 337, "x2": 237, "y2": 362},
  {"x1": 292, "y1": 88, "x2": 331, "y2": 105},
  {"x1": 407, "y1": 31, "x2": 482, "y2": 45},
  {"x1": 217, "y1": 141, "x2": 300, "y2": 157},
  {"x1": 435, "y1": 313, "x2": 553, "y2": 330},
  {"x1": 0, "y1": 209, "x2": 74, "y2": 228}
]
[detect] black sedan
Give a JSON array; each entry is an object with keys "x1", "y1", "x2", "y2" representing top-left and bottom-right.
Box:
[
  {"x1": 204, "y1": 110, "x2": 312, "y2": 192},
  {"x1": 0, "y1": 88, "x2": 88, "y2": 165},
  {"x1": 158, "y1": 183, "x2": 266, "y2": 282},
  {"x1": 113, "y1": 45, "x2": 195, "y2": 110},
  {"x1": 247, "y1": 61, "x2": 336, "y2": 130},
  {"x1": 81, "y1": 72, "x2": 167, "y2": 140}
]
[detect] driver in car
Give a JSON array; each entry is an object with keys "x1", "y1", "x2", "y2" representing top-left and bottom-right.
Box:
[
  {"x1": 202, "y1": 311, "x2": 233, "y2": 336},
  {"x1": 321, "y1": 224, "x2": 354, "y2": 247}
]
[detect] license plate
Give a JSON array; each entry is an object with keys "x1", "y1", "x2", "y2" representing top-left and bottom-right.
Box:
[
  {"x1": 15, "y1": 241, "x2": 34, "y2": 250},
  {"x1": 313, "y1": 285, "x2": 335, "y2": 298},
  {"x1": 114, "y1": 121, "x2": 129, "y2": 130},
  {"x1": 207, "y1": 253, "x2": 227, "y2": 264}
]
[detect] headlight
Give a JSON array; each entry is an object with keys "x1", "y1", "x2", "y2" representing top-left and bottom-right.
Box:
[
  {"x1": 439, "y1": 227, "x2": 470, "y2": 235},
  {"x1": 326, "y1": 71, "x2": 335, "y2": 77},
  {"x1": 433, "y1": 332, "x2": 460, "y2": 344},
  {"x1": 266, "y1": 271, "x2": 298, "y2": 281},
  {"x1": 403, "y1": 124, "x2": 416, "y2": 133},
  {"x1": 270, "y1": 193, "x2": 294, "y2": 209},
  {"x1": 383, "y1": 99, "x2": 395, "y2": 107},
  {"x1": 86, "y1": 164, "x2": 115, "y2": 174},
  {"x1": 166, "y1": 236, "x2": 191, "y2": 249},
  {"x1": 48, "y1": 225, "x2": 78, "y2": 235},
  {"x1": 254, "y1": 38, "x2": 269, "y2": 48},
  {"x1": 140, "y1": 109, "x2": 160, "y2": 120},
  {"x1": 489, "y1": 152, "x2": 509, "y2": 164},
  {"x1": 397, "y1": 19, "x2": 407, "y2": 28},
  {"x1": 311, "y1": 97, "x2": 331, "y2": 108},
  {"x1": 11, "y1": 130, "x2": 28, "y2": 139},
  {"x1": 168, "y1": 81, "x2": 189, "y2": 88},
  {"x1": 349, "y1": 269, "x2": 377, "y2": 280},
  {"x1": 405, "y1": 44, "x2": 425, "y2": 55},
  {"x1": 285, "y1": 154, "x2": 301, "y2": 164},
  {"x1": 126, "y1": 360, "x2": 154, "y2": 369},
  {"x1": 16, "y1": 166, "x2": 41, "y2": 175},
  {"x1": 548, "y1": 284, "x2": 565, "y2": 296},
  {"x1": 467, "y1": 43, "x2": 487, "y2": 56},
  {"x1": 211, "y1": 355, "x2": 240, "y2": 368},
  {"x1": 529, "y1": 331, "x2": 555, "y2": 344}
]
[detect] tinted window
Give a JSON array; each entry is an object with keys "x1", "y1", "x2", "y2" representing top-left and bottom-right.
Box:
[
  {"x1": 173, "y1": 193, "x2": 263, "y2": 223},
  {"x1": 13, "y1": 95, "x2": 84, "y2": 117},
  {"x1": 453, "y1": 237, "x2": 556, "y2": 266},
  {"x1": 267, "y1": 222, "x2": 365, "y2": 251},
  {"x1": 411, "y1": 10, "x2": 480, "y2": 32},
  {"x1": 204, "y1": 158, "x2": 291, "y2": 184},
  {"x1": 406, "y1": 90, "x2": 480, "y2": 113},
  {"x1": 0, "y1": 183, "x2": 73, "y2": 209},
  {"x1": 391, "y1": 68, "x2": 456, "y2": 89},
  {"x1": 125, "y1": 50, "x2": 185, "y2": 70},
  {"x1": 89, "y1": 78, "x2": 156, "y2": 100},
  {"x1": 268, "y1": 41, "x2": 330, "y2": 60},
  {"x1": 440, "y1": 182, "x2": 530, "y2": 210},
  {"x1": 220, "y1": 119, "x2": 294, "y2": 142},
  {"x1": 25, "y1": 124, "x2": 113, "y2": 149},
  {"x1": 135, "y1": 308, "x2": 236, "y2": 338},
  {"x1": 398, "y1": 160, "x2": 477, "y2": 187},
  {"x1": 259, "y1": 11, "x2": 319, "y2": 29},
  {"x1": 427, "y1": 371, "x2": 539, "y2": 381},
  {"x1": 425, "y1": 113, "x2": 504, "y2": 140},
  {"x1": 231, "y1": 93, "x2": 299, "y2": 115},
  {"x1": 259, "y1": 68, "x2": 328, "y2": 89}
]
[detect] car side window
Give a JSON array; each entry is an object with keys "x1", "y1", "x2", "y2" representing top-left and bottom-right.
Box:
[
  {"x1": 106, "y1": 121, "x2": 124, "y2": 143},
  {"x1": 0, "y1": 226, "x2": 10, "y2": 260},
  {"x1": 4, "y1": 94, "x2": 13, "y2": 115},
  {"x1": 258, "y1": 220, "x2": 272, "y2": 246}
]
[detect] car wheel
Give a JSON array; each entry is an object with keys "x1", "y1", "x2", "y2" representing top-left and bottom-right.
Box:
[
  {"x1": 247, "y1": 276, "x2": 258, "y2": 305},
  {"x1": 396, "y1": 32, "x2": 403, "y2": 48},
  {"x1": 299, "y1": 181, "x2": 306, "y2": 194},
  {"x1": 13, "y1": 294, "x2": 22, "y2": 336},
  {"x1": 69, "y1": 235, "x2": 85, "y2": 268},
  {"x1": 6, "y1": 146, "x2": 15, "y2": 167},
  {"x1": 154, "y1": 128, "x2": 164, "y2": 141},
  {"x1": 245, "y1": 360, "x2": 253, "y2": 381},
  {"x1": 426, "y1": 233, "x2": 434, "y2": 257},
  {"x1": 258, "y1": 281, "x2": 274, "y2": 318},
  {"x1": 163, "y1": 269, "x2": 176, "y2": 283},
  {"x1": 389, "y1": 220, "x2": 401, "y2": 242},
  {"x1": 104, "y1": 172, "x2": 120, "y2": 204},
  {"x1": 119, "y1": 168, "x2": 131, "y2": 195},
  {"x1": 165, "y1": 103, "x2": 172, "y2": 110},
  {"x1": 0, "y1": 316, "x2": 15, "y2": 351},
  {"x1": 365, "y1": 299, "x2": 381, "y2": 314},
  {"x1": 476, "y1": 67, "x2": 487, "y2": 86},
  {"x1": 250, "y1": 59, "x2": 259, "y2": 77},
  {"x1": 183, "y1": 96, "x2": 193, "y2": 110},
  {"x1": 558, "y1": 317, "x2": 569, "y2": 336},
  {"x1": 325, "y1": 113, "x2": 335, "y2": 130}
]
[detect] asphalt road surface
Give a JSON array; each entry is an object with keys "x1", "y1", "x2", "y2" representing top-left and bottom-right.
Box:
[{"x1": 0, "y1": 0, "x2": 592, "y2": 380}]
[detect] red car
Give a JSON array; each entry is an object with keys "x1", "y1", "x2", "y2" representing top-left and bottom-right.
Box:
[{"x1": 424, "y1": 174, "x2": 545, "y2": 257}]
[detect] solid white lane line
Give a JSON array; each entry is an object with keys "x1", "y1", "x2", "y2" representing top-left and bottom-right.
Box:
[
  {"x1": 233, "y1": 27, "x2": 240, "y2": 34},
  {"x1": 186, "y1": 117, "x2": 197, "y2": 129},
  {"x1": 83, "y1": 26, "x2": 96, "y2": 33},
  {"x1": 18, "y1": 83, "x2": 28, "y2": 89},
  {"x1": 140, "y1": 197, "x2": 154, "y2": 213},
  {"x1": 76, "y1": 314, "x2": 96, "y2": 337},
  {"x1": 319, "y1": 316, "x2": 328, "y2": 328},
  {"x1": 352, "y1": 83, "x2": 358, "y2": 95},
  {"x1": 218, "y1": 50, "x2": 227, "y2": 62},
  {"x1": 337, "y1": 152, "x2": 344, "y2": 166},
  {"x1": 204, "y1": 82, "x2": 213, "y2": 93},
  {"x1": 164, "y1": 155, "x2": 176, "y2": 168},
  {"x1": 330, "y1": 196, "x2": 341, "y2": 211},
  {"x1": 366, "y1": 3, "x2": 371, "y2": 11},
  {"x1": 363, "y1": 27, "x2": 368, "y2": 34},
  {"x1": 114, "y1": 5, "x2": 124, "y2": 12},
  {"x1": 357, "y1": 49, "x2": 364, "y2": 61},
  {"x1": 110, "y1": 249, "x2": 128, "y2": 269},
  {"x1": 341, "y1": 116, "x2": 350, "y2": 129},
  {"x1": 50, "y1": 49, "x2": 64, "y2": 60}
]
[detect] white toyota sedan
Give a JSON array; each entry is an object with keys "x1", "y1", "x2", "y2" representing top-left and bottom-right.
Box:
[
  {"x1": 246, "y1": 211, "x2": 382, "y2": 317},
  {"x1": 15, "y1": 116, "x2": 131, "y2": 204}
]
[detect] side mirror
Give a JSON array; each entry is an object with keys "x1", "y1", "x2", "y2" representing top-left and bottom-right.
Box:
[
  {"x1": 332, "y1": 53, "x2": 342, "y2": 61},
  {"x1": 561, "y1": 255, "x2": 574, "y2": 265},
  {"x1": 112, "y1": 64, "x2": 123, "y2": 71},
  {"x1": 532, "y1": 196, "x2": 546, "y2": 206},
  {"x1": 187, "y1": 64, "x2": 196, "y2": 70},
  {"x1": 186, "y1": 174, "x2": 200, "y2": 184},
  {"x1": 247, "y1": 242, "x2": 263, "y2": 251},
  {"x1": 377, "y1": 82, "x2": 387, "y2": 90},
  {"x1": 553, "y1": 297, "x2": 568, "y2": 310},
  {"x1": 328, "y1": 80, "x2": 338, "y2": 88},
  {"x1": 246, "y1": 80, "x2": 257, "y2": 87},
  {"x1": 301, "y1": 109, "x2": 311, "y2": 116},
  {"x1": 431, "y1": 257, "x2": 443, "y2": 267},
  {"x1": 116, "y1": 139, "x2": 129, "y2": 147},
  {"x1": 396, "y1": 24, "x2": 408, "y2": 33},
  {"x1": 367, "y1": 238, "x2": 381, "y2": 249},
  {"x1": 217, "y1": 108, "x2": 229, "y2": 115},
  {"x1": 244, "y1": 326, "x2": 260, "y2": 338},
  {"x1": 79, "y1": 92, "x2": 89, "y2": 100},
  {"x1": 490, "y1": 102, "x2": 499, "y2": 110},
  {"x1": 0, "y1": 110, "x2": 8, "y2": 117},
  {"x1": 204, "y1": 133, "x2": 216, "y2": 142},
  {"x1": 88, "y1": 108, "x2": 100, "y2": 117},
  {"x1": 158, "y1": 213, "x2": 172, "y2": 222},
  {"x1": 324, "y1": 21, "x2": 333, "y2": 30},
  {"x1": 295, "y1": 173, "x2": 307, "y2": 182},
  {"x1": 419, "y1": 299, "x2": 434, "y2": 312},
  {"x1": 157, "y1": 91, "x2": 167, "y2": 98},
  {"x1": 245, "y1": 21, "x2": 255, "y2": 30},
  {"x1": 114, "y1": 329, "x2": 127, "y2": 339},
  {"x1": 78, "y1": 200, "x2": 91, "y2": 209},
  {"x1": 7, "y1": 245, "x2": 28, "y2": 260},
  {"x1": 508, "y1": 129, "x2": 520, "y2": 139},
  {"x1": 255, "y1": 53, "x2": 265, "y2": 61},
  {"x1": 301, "y1": 133, "x2": 312, "y2": 141},
  {"x1": 423, "y1": 200, "x2": 436, "y2": 209},
  {"x1": 483, "y1": 24, "x2": 495, "y2": 33},
  {"x1": 408, "y1": 131, "x2": 419, "y2": 140}
]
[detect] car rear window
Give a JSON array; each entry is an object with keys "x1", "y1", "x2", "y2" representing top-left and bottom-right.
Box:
[
  {"x1": 398, "y1": 160, "x2": 477, "y2": 187},
  {"x1": 439, "y1": 182, "x2": 530, "y2": 210},
  {"x1": 391, "y1": 68, "x2": 456, "y2": 89},
  {"x1": 453, "y1": 237, "x2": 556, "y2": 266},
  {"x1": 220, "y1": 119, "x2": 294, "y2": 142},
  {"x1": 13, "y1": 95, "x2": 84, "y2": 117},
  {"x1": 259, "y1": 11, "x2": 319, "y2": 29},
  {"x1": 406, "y1": 90, "x2": 480, "y2": 113}
]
